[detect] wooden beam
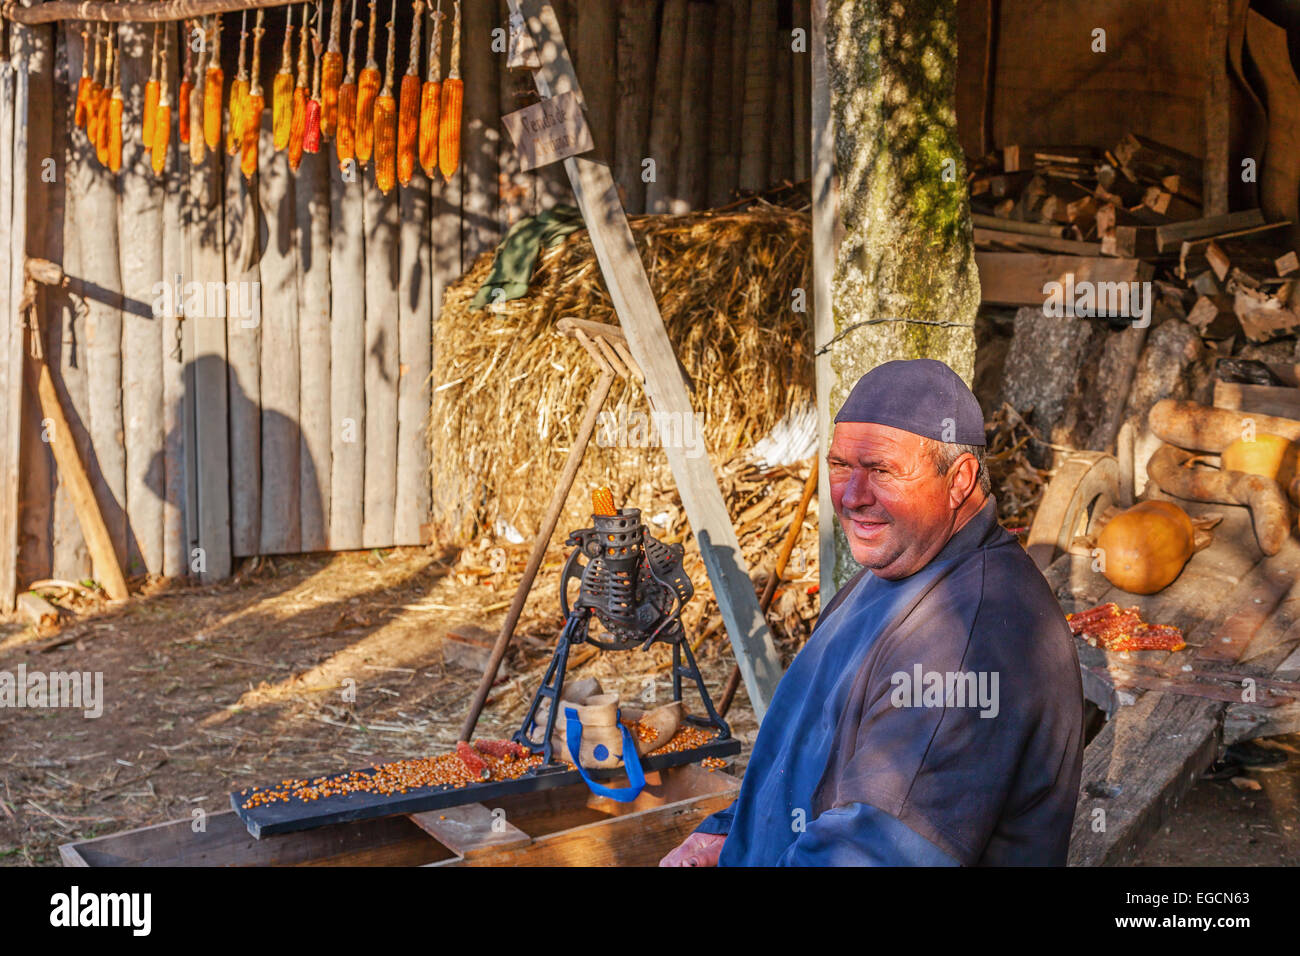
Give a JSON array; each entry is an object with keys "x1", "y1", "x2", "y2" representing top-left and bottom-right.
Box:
[
  {"x1": 1154, "y1": 208, "x2": 1266, "y2": 253},
  {"x1": 974, "y1": 252, "x2": 1154, "y2": 308},
  {"x1": 514, "y1": 0, "x2": 784, "y2": 719},
  {"x1": 2, "y1": 0, "x2": 300, "y2": 25}
]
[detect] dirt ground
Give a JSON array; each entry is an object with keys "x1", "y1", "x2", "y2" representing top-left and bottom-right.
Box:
[{"x1": 1, "y1": 545, "x2": 1296, "y2": 866}]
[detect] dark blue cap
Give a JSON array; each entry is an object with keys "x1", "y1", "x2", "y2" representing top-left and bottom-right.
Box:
[{"x1": 833, "y1": 359, "x2": 986, "y2": 446}]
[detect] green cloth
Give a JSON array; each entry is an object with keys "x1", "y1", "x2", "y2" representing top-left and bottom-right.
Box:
[{"x1": 470, "y1": 204, "x2": 584, "y2": 310}]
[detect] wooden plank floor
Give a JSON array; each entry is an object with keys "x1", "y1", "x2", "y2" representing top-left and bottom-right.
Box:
[{"x1": 1052, "y1": 498, "x2": 1300, "y2": 865}]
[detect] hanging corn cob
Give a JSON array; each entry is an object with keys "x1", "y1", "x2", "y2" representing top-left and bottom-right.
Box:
[
  {"x1": 190, "y1": 23, "x2": 207, "y2": 164},
  {"x1": 74, "y1": 24, "x2": 92, "y2": 128},
  {"x1": 178, "y1": 20, "x2": 193, "y2": 145},
  {"x1": 153, "y1": 26, "x2": 172, "y2": 176},
  {"x1": 355, "y1": 0, "x2": 380, "y2": 166},
  {"x1": 203, "y1": 16, "x2": 224, "y2": 152},
  {"x1": 418, "y1": 2, "x2": 442, "y2": 179},
  {"x1": 321, "y1": 0, "x2": 344, "y2": 137},
  {"x1": 85, "y1": 25, "x2": 104, "y2": 141},
  {"x1": 336, "y1": 0, "x2": 360, "y2": 168},
  {"x1": 107, "y1": 31, "x2": 123, "y2": 172},
  {"x1": 373, "y1": 0, "x2": 398, "y2": 193},
  {"x1": 143, "y1": 23, "x2": 161, "y2": 149},
  {"x1": 396, "y1": 0, "x2": 422, "y2": 186},
  {"x1": 273, "y1": 6, "x2": 295, "y2": 151},
  {"x1": 227, "y1": 12, "x2": 249, "y2": 156},
  {"x1": 241, "y1": 10, "x2": 266, "y2": 180},
  {"x1": 303, "y1": 1, "x2": 324, "y2": 153},
  {"x1": 289, "y1": 4, "x2": 311, "y2": 169},
  {"x1": 437, "y1": 0, "x2": 462, "y2": 181},
  {"x1": 96, "y1": 30, "x2": 114, "y2": 167}
]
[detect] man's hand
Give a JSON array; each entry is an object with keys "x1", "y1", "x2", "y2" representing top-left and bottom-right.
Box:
[{"x1": 659, "y1": 832, "x2": 725, "y2": 867}]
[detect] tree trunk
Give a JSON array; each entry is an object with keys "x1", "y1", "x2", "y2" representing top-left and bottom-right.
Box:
[{"x1": 823, "y1": 0, "x2": 979, "y2": 587}]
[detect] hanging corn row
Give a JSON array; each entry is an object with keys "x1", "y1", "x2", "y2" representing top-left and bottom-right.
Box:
[
  {"x1": 418, "y1": 0, "x2": 442, "y2": 179},
  {"x1": 373, "y1": 0, "x2": 397, "y2": 192},
  {"x1": 437, "y1": 0, "x2": 462, "y2": 180},
  {"x1": 304, "y1": 0, "x2": 324, "y2": 153},
  {"x1": 397, "y1": 0, "x2": 422, "y2": 186},
  {"x1": 242, "y1": 9, "x2": 266, "y2": 179}
]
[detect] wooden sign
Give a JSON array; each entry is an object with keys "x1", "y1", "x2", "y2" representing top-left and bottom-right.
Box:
[{"x1": 502, "y1": 91, "x2": 594, "y2": 171}]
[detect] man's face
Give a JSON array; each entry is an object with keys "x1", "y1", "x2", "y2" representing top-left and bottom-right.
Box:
[{"x1": 827, "y1": 422, "x2": 967, "y2": 580}]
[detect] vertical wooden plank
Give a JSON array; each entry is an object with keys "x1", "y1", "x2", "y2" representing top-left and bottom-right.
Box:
[
  {"x1": 767, "y1": 1, "x2": 792, "y2": 185},
  {"x1": 811, "y1": 0, "x2": 836, "y2": 602},
  {"x1": 296, "y1": 149, "x2": 332, "y2": 552},
  {"x1": 1203, "y1": 0, "x2": 1230, "y2": 217},
  {"x1": 161, "y1": 22, "x2": 187, "y2": 578},
  {"x1": 188, "y1": 150, "x2": 232, "y2": 581},
  {"x1": 50, "y1": 23, "x2": 92, "y2": 582},
  {"x1": 738, "y1": 0, "x2": 774, "y2": 192},
  {"x1": 613, "y1": 0, "x2": 657, "y2": 213},
  {"x1": 498, "y1": 0, "x2": 536, "y2": 232},
  {"x1": 428, "y1": 152, "x2": 462, "y2": 539},
  {"x1": 118, "y1": 22, "x2": 166, "y2": 577},
  {"x1": 706, "y1": 0, "x2": 735, "y2": 207},
  {"x1": 257, "y1": 108, "x2": 301, "y2": 554},
  {"x1": 18, "y1": 20, "x2": 56, "y2": 586},
  {"x1": 329, "y1": 158, "x2": 366, "y2": 549},
  {"x1": 361, "y1": 183, "x2": 398, "y2": 548},
  {"x1": 954, "y1": 0, "x2": 994, "y2": 161},
  {"x1": 791, "y1": 0, "x2": 810, "y2": 182},
  {"x1": 0, "y1": 36, "x2": 23, "y2": 608},
  {"x1": 461, "y1": 0, "x2": 502, "y2": 264},
  {"x1": 676, "y1": 0, "x2": 711, "y2": 212},
  {"x1": 644, "y1": 0, "x2": 685, "y2": 214},
  {"x1": 224, "y1": 133, "x2": 262, "y2": 557},
  {"x1": 570, "y1": 0, "x2": 616, "y2": 163},
  {"x1": 395, "y1": 171, "x2": 433, "y2": 545}
]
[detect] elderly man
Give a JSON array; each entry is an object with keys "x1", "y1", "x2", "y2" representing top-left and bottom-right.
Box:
[{"x1": 662, "y1": 359, "x2": 1083, "y2": 866}]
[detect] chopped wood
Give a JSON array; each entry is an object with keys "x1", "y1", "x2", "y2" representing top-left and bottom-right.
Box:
[
  {"x1": 974, "y1": 252, "x2": 1153, "y2": 308},
  {"x1": 970, "y1": 213, "x2": 1067, "y2": 238},
  {"x1": 1213, "y1": 381, "x2": 1300, "y2": 420},
  {"x1": 1277, "y1": 250, "x2": 1299, "y2": 277},
  {"x1": 17, "y1": 591, "x2": 60, "y2": 628},
  {"x1": 1114, "y1": 132, "x2": 1203, "y2": 187},
  {"x1": 1155, "y1": 208, "x2": 1267, "y2": 252},
  {"x1": 1141, "y1": 186, "x2": 1199, "y2": 221},
  {"x1": 1187, "y1": 294, "x2": 1238, "y2": 339},
  {"x1": 973, "y1": 227, "x2": 1101, "y2": 257},
  {"x1": 1206, "y1": 241, "x2": 1231, "y2": 281}
]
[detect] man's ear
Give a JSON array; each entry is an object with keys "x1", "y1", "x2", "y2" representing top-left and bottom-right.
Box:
[{"x1": 947, "y1": 453, "x2": 980, "y2": 508}]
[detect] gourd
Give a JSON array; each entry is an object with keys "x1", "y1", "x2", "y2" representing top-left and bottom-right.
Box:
[
  {"x1": 1096, "y1": 500, "x2": 1196, "y2": 595},
  {"x1": 1220, "y1": 434, "x2": 1298, "y2": 489}
]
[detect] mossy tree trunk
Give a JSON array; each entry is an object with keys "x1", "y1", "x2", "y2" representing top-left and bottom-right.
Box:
[{"x1": 824, "y1": 0, "x2": 980, "y2": 587}]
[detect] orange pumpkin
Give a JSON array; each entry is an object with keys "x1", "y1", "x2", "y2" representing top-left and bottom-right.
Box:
[{"x1": 1096, "y1": 500, "x2": 1196, "y2": 595}]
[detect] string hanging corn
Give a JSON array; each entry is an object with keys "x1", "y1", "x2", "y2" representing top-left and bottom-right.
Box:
[
  {"x1": 153, "y1": 25, "x2": 172, "y2": 175},
  {"x1": 289, "y1": 3, "x2": 311, "y2": 168},
  {"x1": 418, "y1": 1, "x2": 442, "y2": 178},
  {"x1": 107, "y1": 32, "x2": 122, "y2": 172},
  {"x1": 437, "y1": 0, "x2": 462, "y2": 181},
  {"x1": 241, "y1": 10, "x2": 266, "y2": 179},
  {"x1": 203, "y1": 15, "x2": 223, "y2": 151},
  {"x1": 178, "y1": 20, "x2": 193, "y2": 145},
  {"x1": 355, "y1": 0, "x2": 380, "y2": 166},
  {"x1": 373, "y1": 0, "x2": 397, "y2": 193},
  {"x1": 303, "y1": 1, "x2": 323, "y2": 153},
  {"x1": 273, "y1": 6, "x2": 295, "y2": 151},
  {"x1": 189, "y1": 23, "x2": 207, "y2": 164},
  {"x1": 227, "y1": 12, "x2": 249, "y2": 156},
  {"x1": 143, "y1": 22, "x2": 161, "y2": 149},
  {"x1": 397, "y1": 0, "x2": 423, "y2": 186},
  {"x1": 335, "y1": 0, "x2": 360, "y2": 168},
  {"x1": 74, "y1": 25, "x2": 92, "y2": 128},
  {"x1": 85, "y1": 25, "x2": 104, "y2": 140},
  {"x1": 96, "y1": 30, "x2": 114, "y2": 167},
  {"x1": 321, "y1": 0, "x2": 344, "y2": 137}
]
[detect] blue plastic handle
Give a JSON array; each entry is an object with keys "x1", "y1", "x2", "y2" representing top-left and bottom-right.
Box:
[{"x1": 564, "y1": 706, "x2": 647, "y2": 803}]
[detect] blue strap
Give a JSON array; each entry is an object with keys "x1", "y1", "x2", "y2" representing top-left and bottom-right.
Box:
[{"x1": 564, "y1": 706, "x2": 646, "y2": 803}]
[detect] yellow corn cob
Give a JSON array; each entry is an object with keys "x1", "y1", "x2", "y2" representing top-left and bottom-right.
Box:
[
  {"x1": 74, "y1": 26, "x2": 92, "y2": 128},
  {"x1": 322, "y1": 0, "x2": 347, "y2": 137},
  {"x1": 204, "y1": 17, "x2": 223, "y2": 151},
  {"x1": 273, "y1": 7, "x2": 295, "y2": 151},
  {"x1": 153, "y1": 100, "x2": 170, "y2": 175},
  {"x1": 437, "y1": 1, "x2": 461, "y2": 180},
  {"x1": 178, "y1": 18, "x2": 194, "y2": 144},
  {"x1": 592, "y1": 487, "x2": 616, "y2": 517},
  {"x1": 355, "y1": 2, "x2": 380, "y2": 166},
  {"x1": 190, "y1": 72, "x2": 206, "y2": 163},
  {"x1": 143, "y1": 24, "x2": 161, "y2": 148},
  {"x1": 108, "y1": 91, "x2": 123, "y2": 172},
  {"x1": 372, "y1": 0, "x2": 397, "y2": 192},
  {"x1": 227, "y1": 13, "x2": 250, "y2": 156},
  {"x1": 337, "y1": 3, "x2": 361, "y2": 168},
  {"x1": 418, "y1": 4, "x2": 442, "y2": 178},
  {"x1": 242, "y1": 12, "x2": 266, "y2": 179},
  {"x1": 397, "y1": 0, "x2": 422, "y2": 186},
  {"x1": 97, "y1": 35, "x2": 115, "y2": 167}
]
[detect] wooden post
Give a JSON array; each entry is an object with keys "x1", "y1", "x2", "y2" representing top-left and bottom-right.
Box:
[
  {"x1": 644, "y1": 0, "x2": 684, "y2": 214},
  {"x1": 161, "y1": 21, "x2": 188, "y2": 578},
  {"x1": 460, "y1": 0, "x2": 500, "y2": 263},
  {"x1": 612, "y1": 0, "x2": 655, "y2": 213},
  {"x1": 296, "y1": 148, "x2": 332, "y2": 552},
  {"x1": 811, "y1": 0, "x2": 836, "y2": 602},
  {"x1": 738, "y1": 0, "x2": 773, "y2": 192},
  {"x1": 361, "y1": 184, "x2": 398, "y2": 548},
  {"x1": 791, "y1": 0, "x2": 809, "y2": 182},
  {"x1": 767, "y1": 2, "x2": 792, "y2": 185},
  {"x1": 0, "y1": 34, "x2": 21, "y2": 610},
  {"x1": 513, "y1": 0, "x2": 784, "y2": 719},
  {"x1": 1202, "y1": 0, "x2": 1229, "y2": 218},
  {"x1": 395, "y1": 170, "x2": 433, "y2": 545},
  {"x1": 329, "y1": 158, "x2": 366, "y2": 549},
  {"x1": 570, "y1": 0, "x2": 614, "y2": 163},
  {"x1": 706, "y1": 0, "x2": 735, "y2": 207},
  {"x1": 676, "y1": 0, "x2": 710, "y2": 212}
]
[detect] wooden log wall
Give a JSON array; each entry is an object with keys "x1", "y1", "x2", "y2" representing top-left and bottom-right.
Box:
[{"x1": 6, "y1": 0, "x2": 810, "y2": 593}]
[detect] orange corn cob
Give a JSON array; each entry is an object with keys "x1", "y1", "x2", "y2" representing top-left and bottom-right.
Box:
[
  {"x1": 96, "y1": 35, "x2": 115, "y2": 167},
  {"x1": 437, "y1": 0, "x2": 461, "y2": 180},
  {"x1": 143, "y1": 23, "x2": 161, "y2": 148},
  {"x1": 108, "y1": 91, "x2": 123, "y2": 172},
  {"x1": 417, "y1": 3, "x2": 442, "y2": 178},
  {"x1": 397, "y1": 0, "x2": 422, "y2": 186},
  {"x1": 74, "y1": 26, "x2": 92, "y2": 128},
  {"x1": 321, "y1": 0, "x2": 346, "y2": 136},
  {"x1": 178, "y1": 19, "x2": 193, "y2": 144},
  {"x1": 227, "y1": 12, "x2": 250, "y2": 156},
  {"x1": 85, "y1": 27, "x2": 104, "y2": 139},
  {"x1": 355, "y1": 1, "x2": 380, "y2": 165},
  {"x1": 203, "y1": 17, "x2": 223, "y2": 151},
  {"x1": 336, "y1": 3, "x2": 361, "y2": 168},
  {"x1": 372, "y1": 0, "x2": 397, "y2": 192},
  {"x1": 304, "y1": 7, "x2": 323, "y2": 155},
  {"x1": 241, "y1": 11, "x2": 266, "y2": 179},
  {"x1": 592, "y1": 487, "x2": 616, "y2": 517},
  {"x1": 189, "y1": 73, "x2": 206, "y2": 163},
  {"x1": 273, "y1": 7, "x2": 295, "y2": 151},
  {"x1": 289, "y1": 3, "x2": 312, "y2": 169}
]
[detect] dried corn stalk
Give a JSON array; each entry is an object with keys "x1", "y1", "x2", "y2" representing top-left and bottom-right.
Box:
[
  {"x1": 153, "y1": 26, "x2": 172, "y2": 175},
  {"x1": 355, "y1": 0, "x2": 380, "y2": 166},
  {"x1": 241, "y1": 10, "x2": 266, "y2": 179},
  {"x1": 227, "y1": 12, "x2": 250, "y2": 157},
  {"x1": 437, "y1": 0, "x2": 462, "y2": 181},
  {"x1": 373, "y1": 0, "x2": 397, "y2": 192},
  {"x1": 178, "y1": 20, "x2": 194, "y2": 145},
  {"x1": 336, "y1": 0, "x2": 360, "y2": 168},
  {"x1": 74, "y1": 24, "x2": 92, "y2": 128},
  {"x1": 203, "y1": 15, "x2": 224, "y2": 152},
  {"x1": 143, "y1": 23, "x2": 161, "y2": 149},
  {"x1": 397, "y1": 0, "x2": 423, "y2": 186},
  {"x1": 321, "y1": 0, "x2": 344, "y2": 137},
  {"x1": 273, "y1": 6, "x2": 295, "y2": 151},
  {"x1": 418, "y1": 2, "x2": 443, "y2": 178},
  {"x1": 304, "y1": 3, "x2": 323, "y2": 154}
]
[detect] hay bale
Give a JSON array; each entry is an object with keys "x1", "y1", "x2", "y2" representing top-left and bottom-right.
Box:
[{"x1": 428, "y1": 206, "x2": 813, "y2": 548}]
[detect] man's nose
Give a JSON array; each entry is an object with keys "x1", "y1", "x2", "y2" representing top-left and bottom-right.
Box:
[{"x1": 840, "y1": 468, "x2": 875, "y2": 511}]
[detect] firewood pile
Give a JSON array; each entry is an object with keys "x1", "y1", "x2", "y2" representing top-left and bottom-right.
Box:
[{"x1": 970, "y1": 132, "x2": 1298, "y2": 342}]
